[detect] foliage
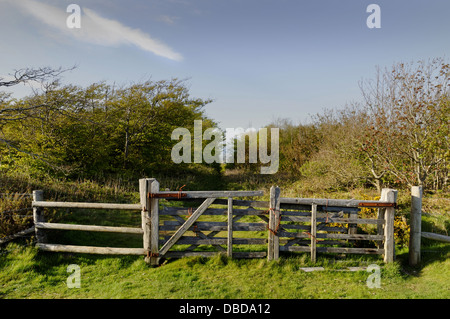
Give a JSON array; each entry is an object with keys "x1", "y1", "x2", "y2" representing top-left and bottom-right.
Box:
[
  {"x1": 359, "y1": 58, "x2": 449, "y2": 190},
  {"x1": 1, "y1": 78, "x2": 216, "y2": 180},
  {"x1": 0, "y1": 193, "x2": 32, "y2": 239},
  {"x1": 262, "y1": 58, "x2": 449, "y2": 193}
]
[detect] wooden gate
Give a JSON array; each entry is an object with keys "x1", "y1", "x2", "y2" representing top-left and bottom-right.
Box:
[
  {"x1": 141, "y1": 178, "x2": 267, "y2": 265},
  {"x1": 267, "y1": 187, "x2": 398, "y2": 263},
  {"x1": 31, "y1": 178, "x2": 398, "y2": 265}
]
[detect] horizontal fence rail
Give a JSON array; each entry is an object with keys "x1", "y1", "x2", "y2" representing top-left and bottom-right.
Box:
[
  {"x1": 28, "y1": 179, "x2": 398, "y2": 265},
  {"x1": 32, "y1": 201, "x2": 141, "y2": 210}
]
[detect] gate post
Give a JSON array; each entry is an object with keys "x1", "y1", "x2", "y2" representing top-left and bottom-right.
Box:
[
  {"x1": 149, "y1": 179, "x2": 160, "y2": 265},
  {"x1": 140, "y1": 179, "x2": 152, "y2": 263},
  {"x1": 409, "y1": 186, "x2": 422, "y2": 266},
  {"x1": 383, "y1": 189, "x2": 398, "y2": 263},
  {"x1": 140, "y1": 178, "x2": 160, "y2": 266},
  {"x1": 32, "y1": 190, "x2": 47, "y2": 244}
]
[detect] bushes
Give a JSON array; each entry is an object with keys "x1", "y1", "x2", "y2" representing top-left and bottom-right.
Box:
[{"x1": 0, "y1": 193, "x2": 32, "y2": 239}]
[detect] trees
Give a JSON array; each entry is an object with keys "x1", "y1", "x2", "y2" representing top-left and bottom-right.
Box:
[
  {"x1": 264, "y1": 58, "x2": 449, "y2": 192},
  {"x1": 360, "y1": 58, "x2": 449, "y2": 190},
  {"x1": 1, "y1": 72, "x2": 215, "y2": 180},
  {"x1": 0, "y1": 67, "x2": 74, "y2": 158}
]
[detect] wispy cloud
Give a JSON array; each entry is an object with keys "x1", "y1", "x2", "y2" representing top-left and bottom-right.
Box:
[
  {"x1": 158, "y1": 15, "x2": 180, "y2": 25},
  {"x1": 3, "y1": 0, "x2": 183, "y2": 61}
]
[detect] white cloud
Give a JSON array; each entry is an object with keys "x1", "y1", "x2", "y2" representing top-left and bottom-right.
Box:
[
  {"x1": 158, "y1": 15, "x2": 179, "y2": 25},
  {"x1": 3, "y1": 0, "x2": 183, "y2": 61}
]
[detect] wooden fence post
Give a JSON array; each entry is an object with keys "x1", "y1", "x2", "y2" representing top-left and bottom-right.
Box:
[
  {"x1": 409, "y1": 186, "x2": 422, "y2": 266},
  {"x1": 267, "y1": 186, "x2": 280, "y2": 261},
  {"x1": 139, "y1": 178, "x2": 153, "y2": 264},
  {"x1": 32, "y1": 190, "x2": 46, "y2": 244},
  {"x1": 149, "y1": 179, "x2": 160, "y2": 266},
  {"x1": 311, "y1": 204, "x2": 317, "y2": 263},
  {"x1": 383, "y1": 189, "x2": 398, "y2": 263},
  {"x1": 227, "y1": 197, "x2": 233, "y2": 258}
]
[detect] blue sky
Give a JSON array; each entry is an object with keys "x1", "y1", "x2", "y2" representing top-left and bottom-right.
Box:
[{"x1": 1, "y1": 0, "x2": 449, "y2": 130}]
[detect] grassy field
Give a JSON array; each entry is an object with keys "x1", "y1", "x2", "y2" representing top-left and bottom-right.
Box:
[{"x1": 1, "y1": 241, "x2": 448, "y2": 299}]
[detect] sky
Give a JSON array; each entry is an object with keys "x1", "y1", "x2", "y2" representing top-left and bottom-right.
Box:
[{"x1": 0, "y1": 0, "x2": 449, "y2": 131}]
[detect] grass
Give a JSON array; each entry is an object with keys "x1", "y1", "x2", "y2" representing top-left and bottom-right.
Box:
[{"x1": 1, "y1": 242, "x2": 448, "y2": 299}]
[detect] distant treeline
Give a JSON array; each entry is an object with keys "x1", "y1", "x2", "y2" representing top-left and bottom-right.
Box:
[
  {"x1": 1, "y1": 75, "x2": 218, "y2": 181},
  {"x1": 1, "y1": 58, "x2": 448, "y2": 192}
]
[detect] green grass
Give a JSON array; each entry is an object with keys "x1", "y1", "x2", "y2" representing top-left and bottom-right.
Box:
[{"x1": 1, "y1": 242, "x2": 448, "y2": 299}]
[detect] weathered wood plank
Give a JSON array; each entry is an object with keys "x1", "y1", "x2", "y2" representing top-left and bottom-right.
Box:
[
  {"x1": 281, "y1": 206, "x2": 360, "y2": 213},
  {"x1": 37, "y1": 243, "x2": 145, "y2": 255},
  {"x1": 233, "y1": 251, "x2": 266, "y2": 258},
  {"x1": 267, "y1": 186, "x2": 280, "y2": 261},
  {"x1": 33, "y1": 190, "x2": 46, "y2": 244},
  {"x1": 227, "y1": 197, "x2": 233, "y2": 258},
  {"x1": 149, "y1": 180, "x2": 160, "y2": 265},
  {"x1": 0, "y1": 227, "x2": 35, "y2": 245},
  {"x1": 376, "y1": 188, "x2": 388, "y2": 247},
  {"x1": 213, "y1": 198, "x2": 269, "y2": 208},
  {"x1": 154, "y1": 190, "x2": 263, "y2": 198},
  {"x1": 279, "y1": 246, "x2": 310, "y2": 252},
  {"x1": 311, "y1": 204, "x2": 317, "y2": 262},
  {"x1": 277, "y1": 230, "x2": 383, "y2": 241},
  {"x1": 384, "y1": 189, "x2": 398, "y2": 263},
  {"x1": 281, "y1": 215, "x2": 383, "y2": 225},
  {"x1": 277, "y1": 230, "x2": 311, "y2": 239},
  {"x1": 159, "y1": 198, "x2": 216, "y2": 256},
  {"x1": 409, "y1": 186, "x2": 422, "y2": 266},
  {"x1": 139, "y1": 178, "x2": 152, "y2": 258},
  {"x1": 32, "y1": 201, "x2": 142, "y2": 210},
  {"x1": 280, "y1": 246, "x2": 384, "y2": 254},
  {"x1": 159, "y1": 237, "x2": 266, "y2": 245},
  {"x1": 163, "y1": 251, "x2": 266, "y2": 258},
  {"x1": 348, "y1": 210, "x2": 358, "y2": 244},
  {"x1": 279, "y1": 197, "x2": 395, "y2": 208},
  {"x1": 35, "y1": 222, "x2": 143, "y2": 234},
  {"x1": 317, "y1": 247, "x2": 384, "y2": 254},
  {"x1": 421, "y1": 232, "x2": 450, "y2": 243},
  {"x1": 317, "y1": 233, "x2": 384, "y2": 240},
  {"x1": 160, "y1": 206, "x2": 268, "y2": 216},
  {"x1": 164, "y1": 251, "x2": 218, "y2": 258},
  {"x1": 161, "y1": 221, "x2": 267, "y2": 232}
]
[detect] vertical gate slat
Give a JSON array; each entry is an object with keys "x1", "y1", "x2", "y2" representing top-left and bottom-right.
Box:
[
  {"x1": 227, "y1": 197, "x2": 233, "y2": 258},
  {"x1": 311, "y1": 204, "x2": 317, "y2": 263}
]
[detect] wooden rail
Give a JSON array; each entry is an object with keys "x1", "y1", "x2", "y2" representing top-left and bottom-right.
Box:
[
  {"x1": 32, "y1": 201, "x2": 141, "y2": 210},
  {"x1": 35, "y1": 222, "x2": 143, "y2": 234}
]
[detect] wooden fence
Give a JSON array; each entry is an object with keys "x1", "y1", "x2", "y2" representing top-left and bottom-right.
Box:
[{"x1": 31, "y1": 178, "x2": 398, "y2": 265}]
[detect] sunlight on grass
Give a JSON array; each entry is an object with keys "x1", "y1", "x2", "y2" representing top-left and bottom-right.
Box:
[{"x1": 1, "y1": 243, "x2": 448, "y2": 299}]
